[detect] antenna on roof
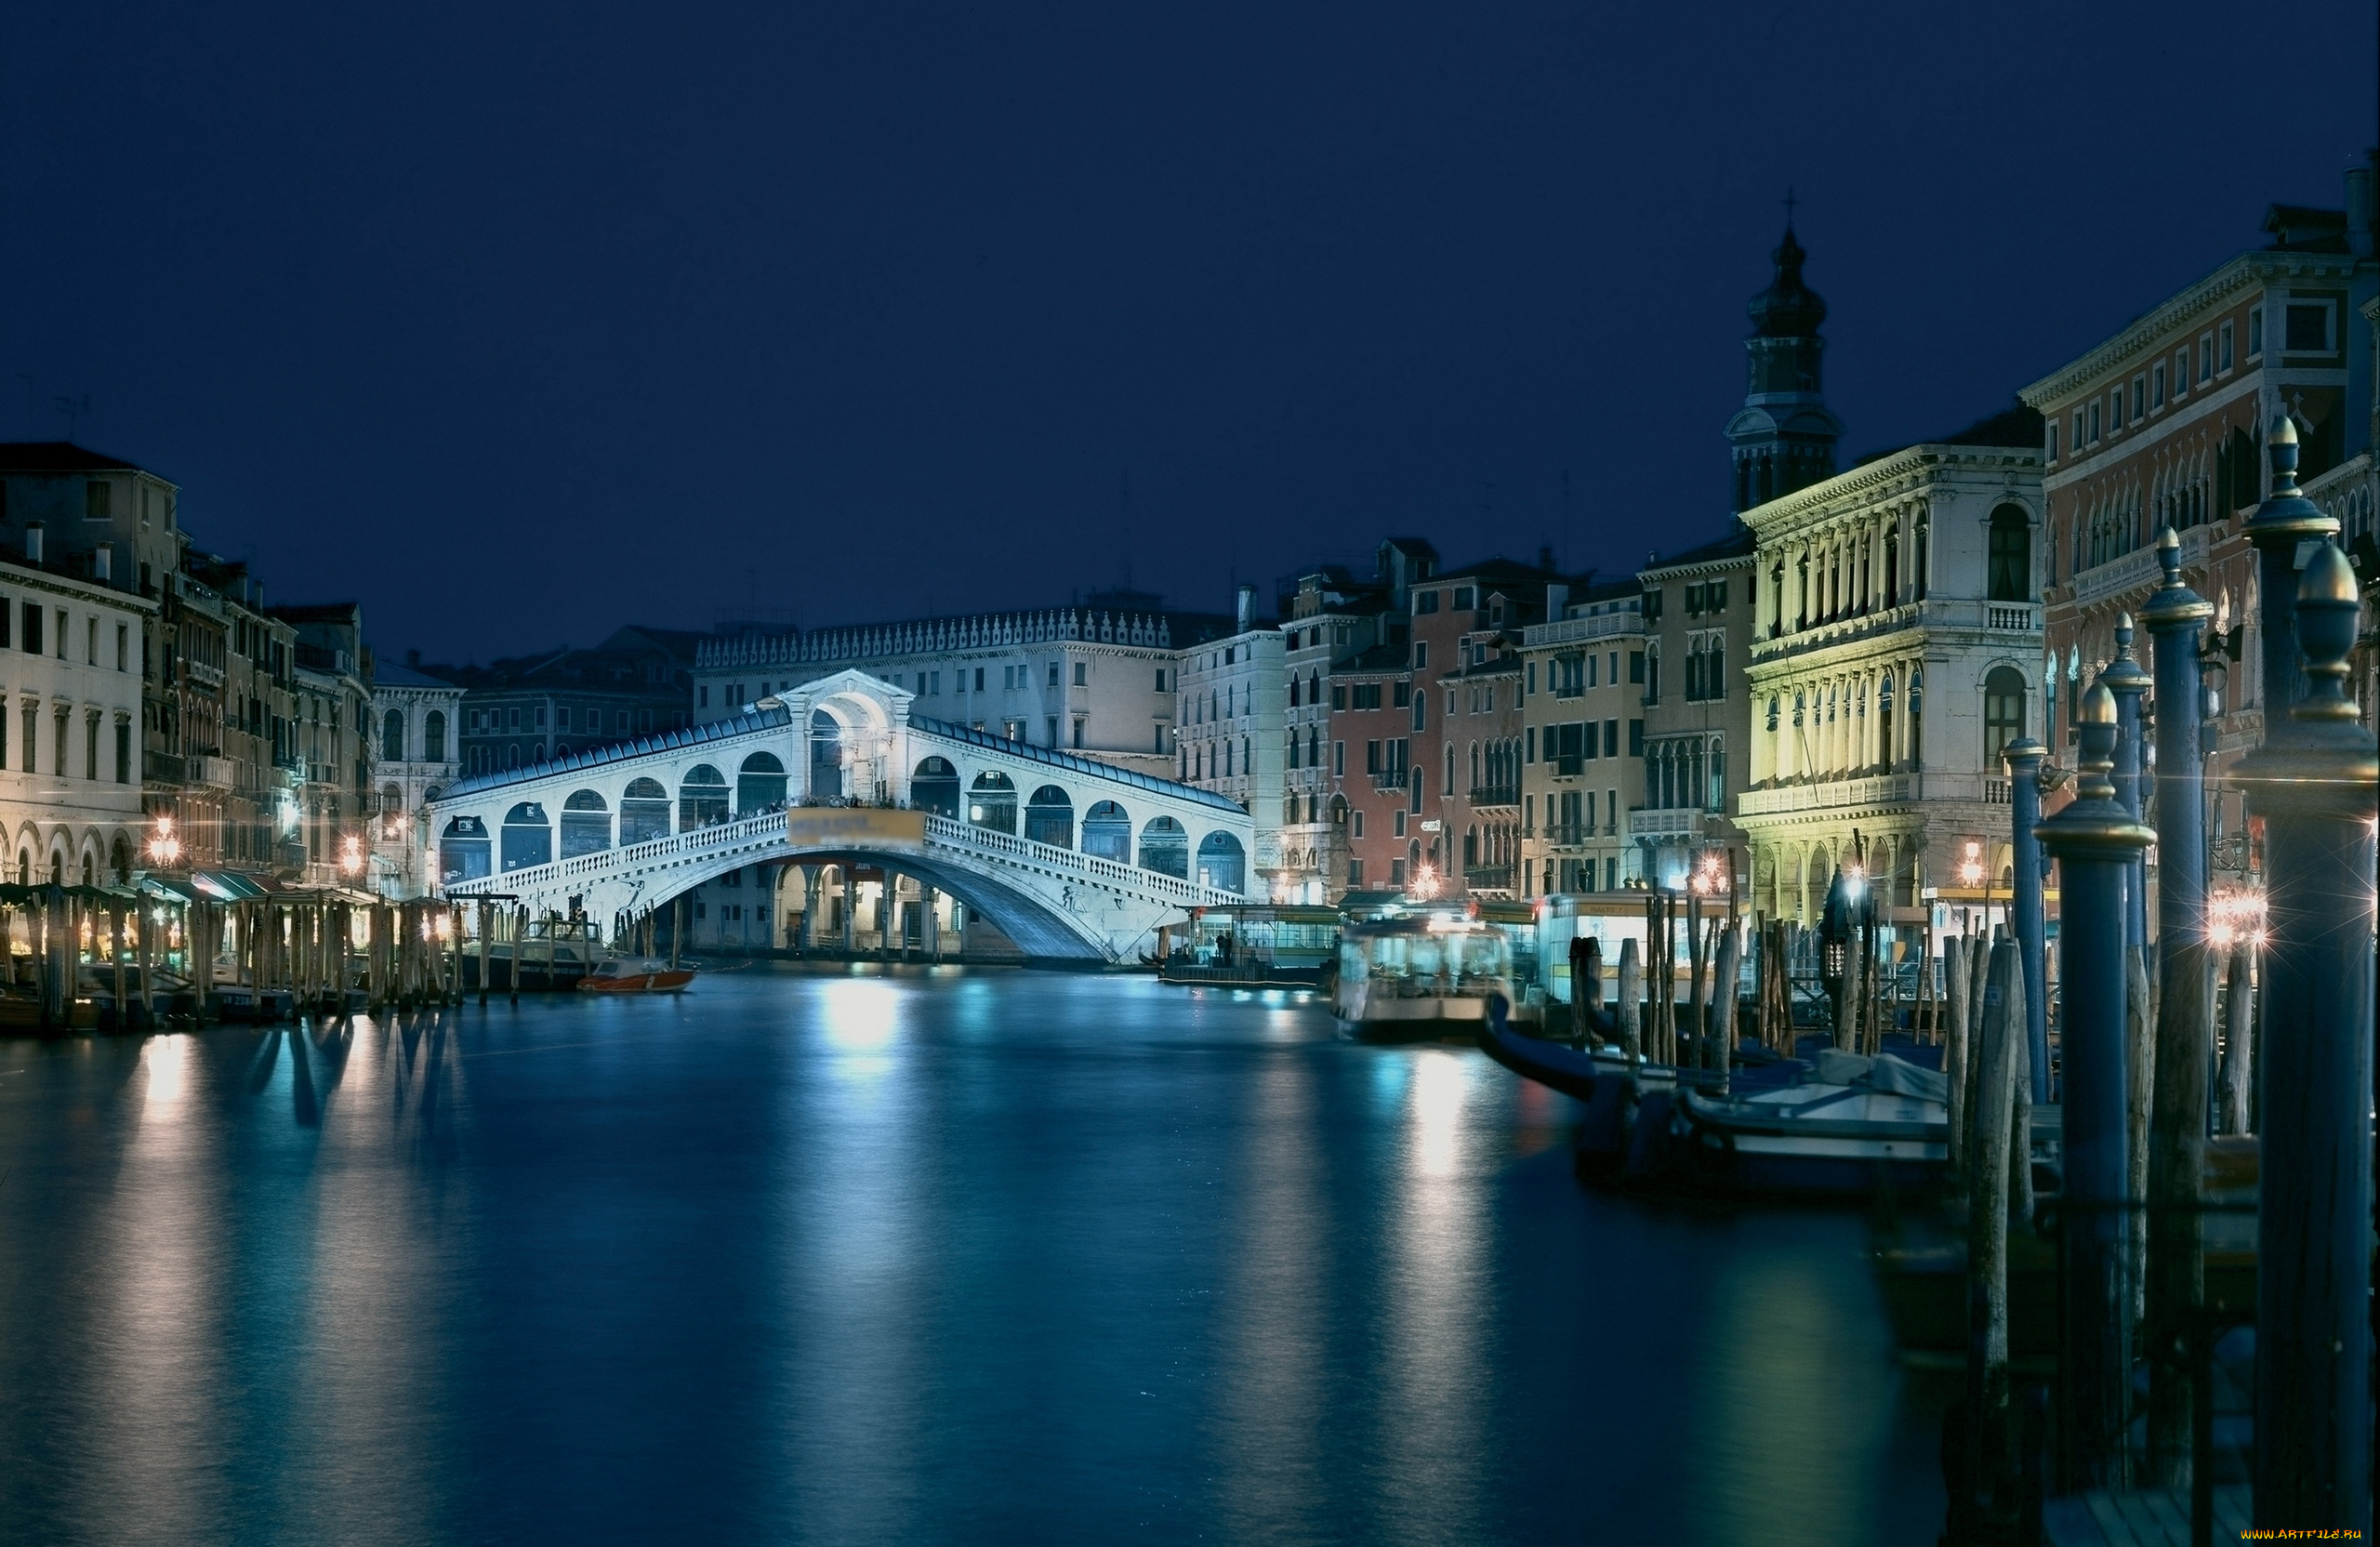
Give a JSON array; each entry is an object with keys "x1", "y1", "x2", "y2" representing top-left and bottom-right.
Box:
[
  {"x1": 53, "y1": 394, "x2": 90, "y2": 443},
  {"x1": 1479, "y1": 480, "x2": 1494, "y2": 520}
]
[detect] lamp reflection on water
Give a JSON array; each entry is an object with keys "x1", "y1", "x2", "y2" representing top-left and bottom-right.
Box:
[{"x1": 143, "y1": 1035, "x2": 187, "y2": 1103}]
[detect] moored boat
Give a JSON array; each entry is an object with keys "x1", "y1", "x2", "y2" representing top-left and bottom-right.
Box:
[
  {"x1": 577, "y1": 956, "x2": 697, "y2": 994},
  {"x1": 1334, "y1": 910, "x2": 1526, "y2": 1040}
]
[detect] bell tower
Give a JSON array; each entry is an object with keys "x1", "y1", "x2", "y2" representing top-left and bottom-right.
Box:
[{"x1": 1726, "y1": 218, "x2": 1846, "y2": 511}]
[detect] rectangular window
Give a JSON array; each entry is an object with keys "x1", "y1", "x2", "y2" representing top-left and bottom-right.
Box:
[
  {"x1": 930, "y1": 671, "x2": 941, "y2": 694},
  {"x1": 1392, "y1": 681, "x2": 1409, "y2": 708},
  {"x1": 2248, "y1": 308, "x2": 2264, "y2": 357},
  {"x1": 2108, "y1": 389, "x2": 2123, "y2": 432},
  {"x1": 1628, "y1": 719, "x2": 1644, "y2": 756},
  {"x1": 1045, "y1": 716, "x2": 1058, "y2": 745},
  {"x1": 2087, "y1": 401, "x2": 2100, "y2": 443},
  {"x1": 1525, "y1": 662, "x2": 1536, "y2": 694},
  {"x1": 1581, "y1": 720, "x2": 1598, "y2": 761},
  {"x1": 1604, "y1": 720, "x2": 1619, "y2": 758},
  {"x1": 1627, "y1": 651, "x2": 1644, "y2": 684},
  {"x1": 1073, "y1": 661, "x2": 1088, "y2": 686},
  {"x1": 1414, "y1": 589, "x2": 1439, "y2": 615},
  {"x1": 1365, "y1": 739, "x2": 1381, "y2": 774},
  {"x1": 1351, "y1": 811, "x2": 1365, "y2": 840},
  {"x1": 1412, "y1": 641, "x2": 1427, "y2": 669},
  {"x1": 2198, "y1": 335, "x2": 2213, "y2": 383},
  {"x1": 1393, "y1": 810, "x2": 1406, "y2": 839},
  {"x1": 1333, "y1": 740, "x2": 1345, "y2": 775},
  {"x1": 1411, "y1": 692, "x2": 1425, "y2": 731},
  {"x1": 1047, "y1": 662, "x2": 1060, "y2": 687},
  {"x1": 85, "y1": 481, "x2": 112, "y2": 521},
  {"x1": 2283, "y1": 301, "x2": 2330, "y2": 352},
  {"x1": 2150, "y1": 364, "x2": 2164, "y2": 410},
  {"x1": 1452, "y1": 586, "x2": 1474, "y2": 610},
  {"x1": 698, "y1": 686, "x2": 708, "y2": 707},
  {"x1": 973, "y1": 668, "x2": 985, "y2": 692},
  {"x1": 2071, "y1": 408, "x2": 2084, "y2": 450},
  {"x1": 1330, "y1": 684, "x2": 1346, "y2": 710},
  {"x1": 2217, "y1": 321, "x2": 2233, "y2": 374},
  {"x1": 53, "y1": 611, "x2": 66, "y2": 659},
  {"x1": 2174, "y1": 349, "x2": 2188, "y2": 397},
  {"x1": 2045, "y1": 419, "x2": 2060, "y2": 460},
  {"x1": 2131, "y1": 376, "x2": 2145, "y2": 419}
]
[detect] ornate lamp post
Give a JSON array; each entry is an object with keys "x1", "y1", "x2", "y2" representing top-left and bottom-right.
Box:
[
  {"x1": 2035, "y1": 683, "x2": 2156, "y2": 1489},
  {"x1": 2240, "y1": 415, "x2": 2338, "y2": 718},
  {"x1": 145, "y1": 814, "x2": 182, "y2": 869},
  {"x1": 2235, "y1": 543, "x2": 2375, "y2": 1531}
]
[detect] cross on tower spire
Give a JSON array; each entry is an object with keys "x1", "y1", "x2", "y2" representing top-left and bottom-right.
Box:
[{"x1": 1781, "y1": 186, "x2": 1799, "y2": 229}]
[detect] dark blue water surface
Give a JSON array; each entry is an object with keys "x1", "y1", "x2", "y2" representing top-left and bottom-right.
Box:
[{"x1": 0, "y1": 967, "x2": 1944, "y2": 1545}]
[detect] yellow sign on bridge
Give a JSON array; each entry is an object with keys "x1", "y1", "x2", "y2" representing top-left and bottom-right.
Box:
[{"x1": 782, "y1": 806, "x2": 928, "y2": 850}]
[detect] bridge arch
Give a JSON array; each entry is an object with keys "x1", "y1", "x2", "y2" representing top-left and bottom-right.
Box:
[
  {"x1": 680, "y1": 765, "x2": 729, "y2": 830},
  {"x1": 969, "y1": 772, "x2": 1017, "y2": 833},
  {"x1": 622, "y1": 777, "x2": 670, "y2": 842},
  {"x1": 1082, "y1": 800, "x2": 1130, "y2": 861},
  {"x1": 1140, "y1": 815, "x2": 1187, "y2": 879},
  {"x1": 738, "y1": 752, "x2": 787, "y2": 814},
  {"x1": 1025, "y1": 785, "x2": 1073, "y2": 848},
  {"x1": 562, "y1": 789, "x2": 611, "y2": 857},
  {"x1": 912, "y1": 757, "x2": 959, "y2": 818},
  {"x1": 502, "y1": 802, "x2": 552, "y2": 871}
]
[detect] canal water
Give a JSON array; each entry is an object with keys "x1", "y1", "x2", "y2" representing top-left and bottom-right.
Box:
[{"x1": 0, "y1": 967, "x2": 1943, "y2": 1545}]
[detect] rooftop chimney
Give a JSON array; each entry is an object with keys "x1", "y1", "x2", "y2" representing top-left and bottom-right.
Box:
[
  {"x1": 94, "y1": 544, "x2": 112, "y2": 583},
  {"x1": 1236, "y1": 584, "x2": 1255, "y2": 633},
  {"x1": 406, "y1": 649, "x2": 421, "y2": 667},
  {"x1": 24, "y1": 524, "x2": 42, "y2": 564}
]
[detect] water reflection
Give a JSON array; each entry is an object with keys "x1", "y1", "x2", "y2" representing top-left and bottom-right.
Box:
[
  {"x1": 1213, "y1": 1053, "x2": 1328, "y2": 1543},
  {"x1": 0, "y1": 971, "x2": 1939, "y2": 1545}
]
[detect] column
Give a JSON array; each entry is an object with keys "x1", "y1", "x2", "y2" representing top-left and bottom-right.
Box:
[
  {"x1": 922, "y1": 886, "x2": 939, "y2": 962},
  {"x1": 2236, "y1": 546, "x2": 2374, "y2": 1530},
  {"x1": 840, "y1": 866, "x2": 855, "y2": 953}
]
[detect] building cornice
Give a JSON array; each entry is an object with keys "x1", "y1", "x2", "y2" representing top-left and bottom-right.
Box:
[
  {"x1": 2017, "y1": 249, "x2": 2366, "y2": 408},
  {"x1": 1742, "y1": 446, "x2": 2040, "y2": 539}
]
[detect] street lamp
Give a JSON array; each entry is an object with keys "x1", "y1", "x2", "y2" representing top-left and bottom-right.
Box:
[
  {"x1": 146, "y1": 815, "x2": 181, "y2": 868},
  {"x1": 1959, "y1": 838, "x2": 1985, "y2": 934},
  {"x1": 338, "y1": 834, "x2": 364, "y2": 878},
  {"x1": 1408, "y1": 863, "x2": 1440, "y2": 901}
]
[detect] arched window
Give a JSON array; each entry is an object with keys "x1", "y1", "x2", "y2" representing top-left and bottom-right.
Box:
[
  {"x1": 1025, "y1": 786, "x2": 1074, "y2": 848},
  {"x1": 1983, "y1": 667, "x2": 2027, "y2": 766},
  {"x1": 439, "y1": 816, "x2": 490, "y2": 884},
  {"x1": 679, "y1": 765, "x2": 729, "y2": 829},
  {"x1": 621, "y1": 777, "x2": 672, "y2": 843},
  {"x1": 561, "y1": 789, "x2": 611, "y2": 857},
  {"x1": 810, "y1": 709, "x2": 843, "y2": 800},
  {"x1": 911, "y1": 757, "x2": 960, "y2": 819},
  {"x1": 110, "y1": 833, "x2": 132, "y2": 883},
  {"x1": 1139, "y1": 815, "x2": 1188, "y2": 878},
  {"x1": 1082, "y1": 800, "x2": 1130, "y2": 860},
  {"x1": 737, "y1": 752, "x2": 787, "y2": 814},
  {"x1": 969, "y1": 772, "x2": 1017, "y2": 834},
  {"x1": 1988, "y1": 505, "x2": 2031, "y2": 602},
  {"x1": 501, "y1": 802, "x2": 552, "y2": 871},
  {"x1": 1913, "y1": 518, "x2": 1930, "y2": 601},
  {"x1": 1196, "y1": 830, "x2": 1246, "y2": 893},
  {"x1": 1877, "y1": 673, "x2": 1896, "y2": 771},
  {"x1": 381, "y1": 708, "x2": 405, "y2": 762},
  {"x1": 1908, "y1": 668, "x2": 1925, "y2": 768}
]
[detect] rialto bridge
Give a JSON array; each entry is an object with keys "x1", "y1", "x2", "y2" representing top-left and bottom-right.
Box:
[{"x1": 422, "y1": 670, "x2": 1251, "y2": 963}]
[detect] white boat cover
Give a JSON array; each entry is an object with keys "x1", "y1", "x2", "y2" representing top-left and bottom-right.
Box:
[{"x1": 1812, "y1": 1048, "x2": 1950, "y2": 1104}]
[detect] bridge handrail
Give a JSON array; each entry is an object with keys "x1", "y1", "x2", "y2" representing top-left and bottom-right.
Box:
[
  {"x1": 920, "y1": 814, "x2": 1241, "y2": 906},
  {"x1": 910, "y1": 717, "x2": 1247, "y2": 816},
  {"x1": 443, "y1": 803, "x2": 1240, "y2": 910}
]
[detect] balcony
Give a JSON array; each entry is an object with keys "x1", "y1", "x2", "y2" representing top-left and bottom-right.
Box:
[
  {"x1": 1369, "y1": 767, "x2": 1409, "y2": 793},
  {"x1": 1462, "y1": 865, "x2": 1514, "y2": 892},
  {"x1": 1540, "y1": 821, "x2": 1590, "y2": 848},
  {"x1": 1627, "y1": 806, "x2": 1703, "y2": 839},
  {"x1": 1735, "y1": 769, "x2": 2007, "y2": 819},
  {"x1": 186, "y1": 754, "x2": 234, "y2": 789},
  {"x1": 2072, "y1": 525, "x2": 2211, "y2": 609},
  {"x1": 142, "y1": 749, "x2": 186, "y2": 784},
  {"x1": 1466, "y1": 784, "x2": 1518, "y2": 808},
  {"x1": 185, "y1": 659, "x2": 226, "y2": 692},
  {"x1": 1523, "y1": 611, "x2": 1646, "y2": 649}
]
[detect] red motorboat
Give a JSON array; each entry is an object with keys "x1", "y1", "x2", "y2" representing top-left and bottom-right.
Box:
[{"x1": 577, "y1": 956, "x2": 697, "y2": 994}]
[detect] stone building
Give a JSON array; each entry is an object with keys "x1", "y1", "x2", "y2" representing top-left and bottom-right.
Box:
[
  {"x1": 2018, "y1": 161, "x2": 2375, "y2": 801},
  {"x1": 1634, "y1": 529, "x2": 1759, "y2": 892},
  {"x1": 1275, "y1": 565, "x2": 1395, "y2": 903},
  {"x1": 1408, "y1": 557, "x2": 1555, "y2": 901},
  {"x1": 1172, "y1": 586, "x2": 1277, "y2": 895},
  {"x1": 1736, "y1": 415, "x2": 2045, "y2": 923},
  {"x1": 1519, "y1": 580, "x2": 1644, "y2": 896},
  {"x1": 694, "y1": 592, "x2": 1228, "y2": 772},
  {"x1": 272, "y1": 602, "x2": 376, "y2": 888},
  {"x1": 0, "y1": 549, "x2": 153, "y2": 884},
  {"x1": 369, "y1": 657, "x2": 464, "y2": 897},
  {"x1": 436, "y1": 626, "x2": 702, "y2": 778}
]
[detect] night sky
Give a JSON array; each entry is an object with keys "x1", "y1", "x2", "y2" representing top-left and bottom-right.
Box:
[{"x1": 3, "y1": 2, "x2": 2373, "y2": 660}]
